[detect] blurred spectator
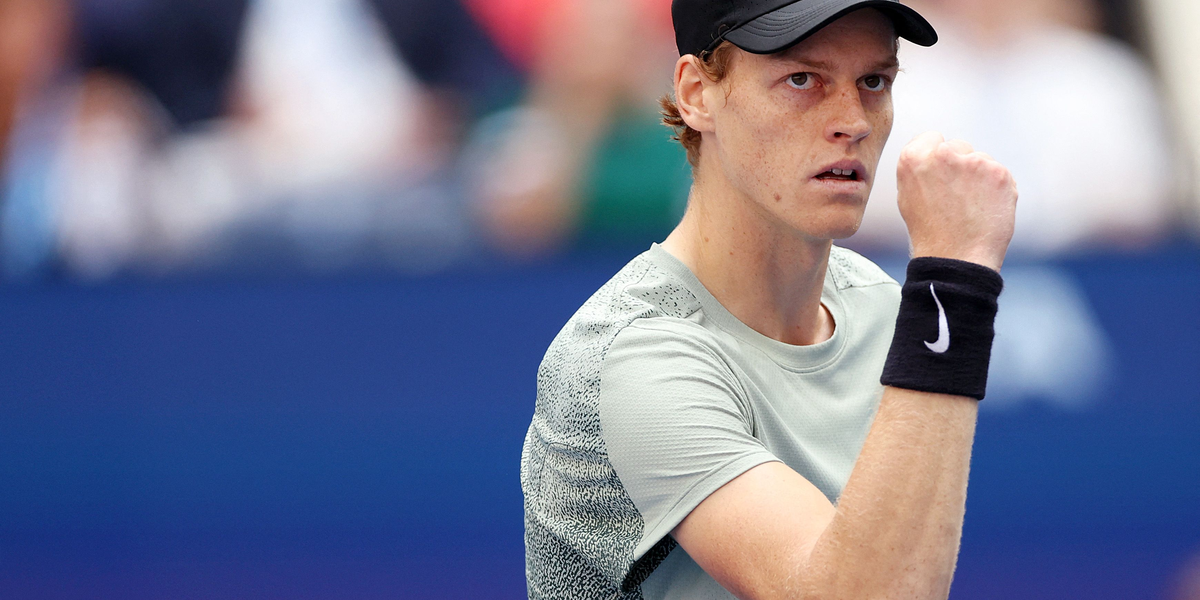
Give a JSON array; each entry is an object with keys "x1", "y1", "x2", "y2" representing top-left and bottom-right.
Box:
[
  {"x1": 24, "y1": 0, "x2": 250, "y2": 278},
  {"x1": 0, "y1": 0, "x2": 71, "y2": 170},
  {"x1": 1, "y1": 0, "x2": 519, "y2": 280},
  {"x1": 468, "y1": 0, "x2": 689, "y2": 257},
  {"x1": 369, "y1": 0, "x2": 519, "y2": 117},
  {"x1": 0, "y1": 0, "x2": 73, "y2": 276},
  {"x1": 73, "y1": 0, "x2": 249, "y2": 128},
  {"x1": 5, "y1": 0, "x2": 1190, "y2": 277},
  {"x1": 852, "y1": 0, "x2": 1181, "y2": 256},
  {"x1": 1140, "y1": 0, "x2": 1200, "y2": 236}
]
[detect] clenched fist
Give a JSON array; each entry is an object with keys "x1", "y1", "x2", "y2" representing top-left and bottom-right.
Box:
[{"x1": 896, "y1": 132, "x2": 1018, "y2": 273}]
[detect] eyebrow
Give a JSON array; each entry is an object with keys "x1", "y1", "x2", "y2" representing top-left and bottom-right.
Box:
[{"x1": 771, "y1": 55, "x2": 900, "y2": 72}]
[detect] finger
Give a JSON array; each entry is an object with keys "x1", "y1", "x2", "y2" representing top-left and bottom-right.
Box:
[
  {"x1": 905, "y1": 131, "x2": 946, "y2": 157},
  {"x1": 943, "y1": 139, "x2": 974, "y2": 155}
]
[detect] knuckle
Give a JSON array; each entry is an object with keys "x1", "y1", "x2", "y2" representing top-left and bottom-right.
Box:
[{"x1": 897, "y1": 151, "x2": 928, "y2": 172}]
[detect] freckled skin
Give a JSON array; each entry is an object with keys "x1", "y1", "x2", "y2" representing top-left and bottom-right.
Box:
[{"x1": 703, "y1": 10, "x2": 897, "y2": 243}]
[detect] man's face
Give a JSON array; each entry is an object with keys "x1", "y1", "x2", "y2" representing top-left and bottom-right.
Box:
[{"x1": 704, "y1": 9, "x2": 898, "y2": 241}]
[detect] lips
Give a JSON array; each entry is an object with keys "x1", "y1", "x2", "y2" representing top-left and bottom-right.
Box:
[{"x1": 814, "y1": 160, "x2": 868, "y2": 183}]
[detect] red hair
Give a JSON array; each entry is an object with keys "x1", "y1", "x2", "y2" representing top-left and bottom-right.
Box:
[{"x1": 659, "y1": 43, "x2": 737, "y2": 167}]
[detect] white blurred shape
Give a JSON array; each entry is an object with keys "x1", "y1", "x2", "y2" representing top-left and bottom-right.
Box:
[
  {"x1": 143, "y1": 130, "x2": 246, "y2": 265},
  {"x1": 285, "y1": 185, "x2": 375, "y2": 271},
  {"x1": 55, "y1": 106, "x2": 145, "y2": 279},
  {"x1": 1141, "y1": 0, "x2": 1200, "y2": 234},
  {"x1": 237, "y1": 0, "x2": 418, "y2": 191},
  {"x1": 986, "y1": 266, "x2": 1114, "y2": 410}
]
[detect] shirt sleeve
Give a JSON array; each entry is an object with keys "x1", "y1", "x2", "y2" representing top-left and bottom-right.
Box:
[{"x1": 599, "y1": 320, "x2": 781, "y2": 560}]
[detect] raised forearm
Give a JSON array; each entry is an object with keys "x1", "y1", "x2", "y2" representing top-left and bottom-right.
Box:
[{"x1": 798, "y1": 387, "x2": 978, "y2": 599}]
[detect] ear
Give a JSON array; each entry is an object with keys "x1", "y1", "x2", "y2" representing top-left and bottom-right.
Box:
[{"x1": 674, "y1": 55, "x2": 718, "y2": 134}]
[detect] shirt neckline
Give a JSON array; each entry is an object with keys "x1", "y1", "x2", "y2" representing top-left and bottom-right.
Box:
[{"x1": 645, "y1": 243, "x2": 849, "y2": 372}]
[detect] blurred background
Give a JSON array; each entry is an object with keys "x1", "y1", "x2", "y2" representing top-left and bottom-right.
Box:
[{"x1": 0, "y1": 0, "x2": 1197, "y2": 598}]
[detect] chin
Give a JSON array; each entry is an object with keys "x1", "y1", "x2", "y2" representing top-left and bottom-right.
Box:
[
  {"x1": 828, "y1": 224, "x2": 863, "y2": 241},
  {"x1": 812, "y1": 224, "x2": 862, "y2": 242},
  {"x1": 760, "y1": 187, "x2": 867, "y2": 240},
  {"x1": 794, "y1": 206, "x2": 865, "y2": 242},
  {"x1": 782, "y1": 220, "x2": 862, "y2": 243}
]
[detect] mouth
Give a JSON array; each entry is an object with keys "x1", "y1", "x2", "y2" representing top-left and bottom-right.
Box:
[
  {"x1": 814, "y1": 167, "x2": 863, "y2": 182},
  {"x1": 813, "y1": 158, "x2": 868, "y2": 183}
]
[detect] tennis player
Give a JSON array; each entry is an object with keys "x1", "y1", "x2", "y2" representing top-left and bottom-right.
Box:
[{"x1": 521, "y1": 1, "x2": 1018, "y2": 598}]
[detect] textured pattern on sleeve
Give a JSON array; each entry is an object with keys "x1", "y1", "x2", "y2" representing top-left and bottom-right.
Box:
[{"x1": 521, "y1": 255, "x2": 701, "y2": 600}]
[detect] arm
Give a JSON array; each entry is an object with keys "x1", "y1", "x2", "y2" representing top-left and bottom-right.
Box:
[
  {"x1": 675, "y1": 388, "x2": 977, "y2": 600},
  {"x1": 673, "y1": 132, "x2": 1018, "y2": 600}
]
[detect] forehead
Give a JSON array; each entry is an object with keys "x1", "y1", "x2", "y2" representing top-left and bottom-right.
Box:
[{"x1": 761, "y1": 9, "x2": 899, "y2": 69}]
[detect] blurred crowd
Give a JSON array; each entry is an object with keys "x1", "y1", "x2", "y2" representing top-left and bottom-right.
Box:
[{"x1": 0, "y1": 0, "x2": 1196, "y2": 280}]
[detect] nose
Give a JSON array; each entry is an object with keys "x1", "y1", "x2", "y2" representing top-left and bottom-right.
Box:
[{"x1": 825, "y1": 86, "x2": 871, "y2": 145}]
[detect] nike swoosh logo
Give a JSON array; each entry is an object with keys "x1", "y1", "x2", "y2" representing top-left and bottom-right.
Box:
[{"x1": 925, "y1": 283, "x2": 950, "y2": 354}]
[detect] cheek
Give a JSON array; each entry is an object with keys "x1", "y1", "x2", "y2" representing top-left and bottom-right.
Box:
[
  {"x1": 717, "y1": 95, "x2": 782, "y2": 185},
  {"x1": 869, "y1": 99, "x2": 894, "y2": 158},
  {"x1": 732, "y1": 100, "x2": 821, "y2": 181},
  {"x1": 738, "y1": 127, "x2": 817, "y2": 198}
]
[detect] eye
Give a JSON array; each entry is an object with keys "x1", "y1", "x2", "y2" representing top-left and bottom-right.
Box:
[
  {"x1": 862, "y1": 75, "x2": 888, "y2": 92},
  {"x1": 786, "y1": 72, "x2": 817, "y2": 90}
]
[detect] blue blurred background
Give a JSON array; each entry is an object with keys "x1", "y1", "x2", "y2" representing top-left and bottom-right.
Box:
[{"x1": 1, "y1": 0, "x2": 1198, "y2": 598}]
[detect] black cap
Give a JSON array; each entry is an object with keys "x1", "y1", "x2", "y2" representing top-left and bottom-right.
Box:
[{"x1": 672, "y1": 0, "x2": 938, "y2": 58}]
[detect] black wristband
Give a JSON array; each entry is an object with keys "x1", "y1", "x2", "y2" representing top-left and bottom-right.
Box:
[{"x1": 880, "y1": 258, "x2": 1004, "y2": 400}]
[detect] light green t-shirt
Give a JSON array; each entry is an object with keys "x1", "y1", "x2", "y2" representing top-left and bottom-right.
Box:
[{"x1": 522, "y1": 243, "x2": 901, "y2": 600}]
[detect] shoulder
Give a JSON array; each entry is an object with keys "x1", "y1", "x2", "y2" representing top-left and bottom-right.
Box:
[
  {"x1": 828, "y1": 246, "x2": 899, "y2": 291},
  {"x1": 532, "y1": 252, "x2": 709, "y2": 441},
  {"x1": 602, "y1": 318, "x2": 735, "y2": 391},
  {"x1": 544, "y1": 252, "x2": 705, "y2": 365},
  {"x1": 827, "y1": 247, "x2": 901, "y2": 332}
]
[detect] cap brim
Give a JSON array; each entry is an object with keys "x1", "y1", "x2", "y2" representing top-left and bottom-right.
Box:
[{"x1": 724, "y1": 0, "x2": 938, "y2": 54}]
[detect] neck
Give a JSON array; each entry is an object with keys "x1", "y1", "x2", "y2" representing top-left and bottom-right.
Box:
[{"x1": 661, "y1": 169, "x2": 836, "y2": 347}]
